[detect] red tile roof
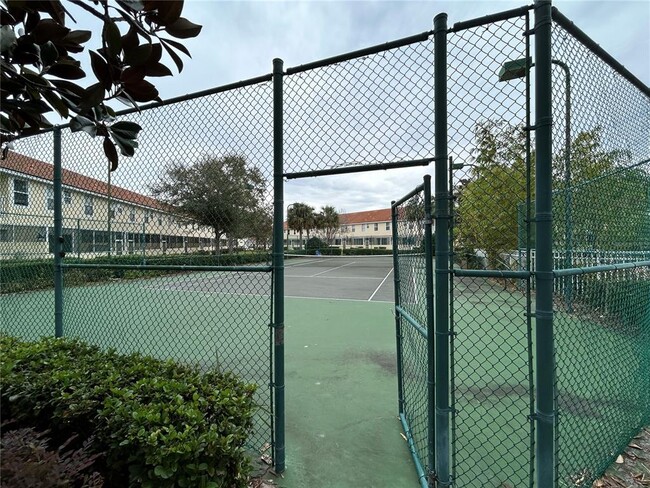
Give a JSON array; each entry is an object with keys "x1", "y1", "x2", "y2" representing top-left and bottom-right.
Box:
[
  {"x1": 339, "y1": 208, "x2": 391, "y2": 225},
  {"x1": 1, "y1": 151, "x2": 165, "y2": 210},
  {"x1": 283, "y1": 207, "x2": 391, "y2": 229}
]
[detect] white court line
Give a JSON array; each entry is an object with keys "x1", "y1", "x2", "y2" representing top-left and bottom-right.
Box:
[
  {"x1": 287, "y1": 295, "x2": 392, "y2": 304},
  {"x1": 140, "y1": 286, "x2": 393, "y2": 304},
  {"x1": 285, "y1": 259, "x2": 327, "y2": 267},
  {"x1": 310, "y1": 261, "x2": 356, "y2": 277},
  {"x1": 286, "y1": 275, "x2": 382, "y2": 280},
  {"x1": 368, "y1": 268, "x2": 394, "y2": 301}
]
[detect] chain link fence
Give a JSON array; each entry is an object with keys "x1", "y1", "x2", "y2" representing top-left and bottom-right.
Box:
[
  {"x1": 2, "y1": 79, "x2": 277, "y2": 457},
  {"x1": 550, "y1": 10, "x2": 650, "y2": 487},
  {"x1": 2, "y1": 2, "x2": 648, "y2": 486},
  {"x1": 448, "y1": 11, "x2": 534, "y2": 488}
]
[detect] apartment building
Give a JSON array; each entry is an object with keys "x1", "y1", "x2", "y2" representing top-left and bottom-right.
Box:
[
  {"x1": 285, "y1": 208, "x2": 395, "y2": 250},
  {"x1": 0, "y1": 152, "x2": 215, "y2": 259}
]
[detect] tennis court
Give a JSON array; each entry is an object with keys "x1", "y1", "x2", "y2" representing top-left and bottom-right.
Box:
[
  {"x1": 1, "y1": 254, "x2": 418, "y2": 487},
  {"x1": 2, "y1": 255, "x2": 642, "y2": 487}
]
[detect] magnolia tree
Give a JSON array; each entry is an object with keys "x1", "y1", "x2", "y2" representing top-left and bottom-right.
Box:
[{"x1": 0, "y1": 0, "x2": 201, "y2": 169}]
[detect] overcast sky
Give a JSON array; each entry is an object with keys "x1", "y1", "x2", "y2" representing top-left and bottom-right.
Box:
[
  {"x1": 176, "y1": 0, "x2": 650, "y2": 215},
  {"x1": 34, "y1": 1, "x2": 649, "y2": 216}
]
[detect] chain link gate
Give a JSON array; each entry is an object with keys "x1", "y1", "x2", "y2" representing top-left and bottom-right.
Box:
[{"x1": 392, "y1": 176, "x2": 434, "y2": 488}]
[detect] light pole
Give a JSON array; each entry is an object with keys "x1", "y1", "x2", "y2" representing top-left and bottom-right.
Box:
[
  {"x1": 286, "y1": 203, "x2": 295, "y2": 251},
  {"x1": 499, "y1": 57, "x2": 573, "y2": 310}
]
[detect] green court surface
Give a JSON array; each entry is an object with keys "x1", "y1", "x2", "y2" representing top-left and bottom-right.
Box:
[{"x1": 1, "y1": 263, "x2": 645, "y2": 487}]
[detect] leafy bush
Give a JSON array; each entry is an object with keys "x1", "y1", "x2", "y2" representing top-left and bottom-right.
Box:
[
  {"x1": 0, "y1": 426, "x2": 103, "y2": 488},
  {"x1": 0, "y1": 336, "x2": 257, "y2": 487},
  {"x1": 1, "y1": 251, "x2": 270, "y2": 294},
  {"x1": 304, "y1": 237, "x2": 328, "y2": 254}
]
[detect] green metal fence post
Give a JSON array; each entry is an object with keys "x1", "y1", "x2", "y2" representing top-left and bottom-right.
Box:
[
  {"x1": 53, "y1": 127, "x2": 63, "y2": 338},
  {"x1": 423, "y1": 175, "x2": 436, "y2": 485},
  {"x1": 272, "y1": 57, "x2": 286, "y2": 474},
  {"x1": 391, "y1": 201, "x2": 405, "y2": 415},
  {"x1": 433, "y1": 12, "x2": 451, "y2": 487},
  {"x1": 534, "y1": 0, "x2": 556, "y2": 486}
]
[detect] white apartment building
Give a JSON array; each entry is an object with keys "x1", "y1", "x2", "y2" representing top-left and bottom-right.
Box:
[{"x1": 0, "y1": 152, "x2": 216, "y2": 259}]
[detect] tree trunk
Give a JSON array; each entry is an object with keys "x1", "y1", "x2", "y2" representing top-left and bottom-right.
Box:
[
  {"x1": 214, "y1": 227, "x2": 221, "y2": 256},
  {"x1": 299, "y1": 230, "x2": 303, "y2": 251}
]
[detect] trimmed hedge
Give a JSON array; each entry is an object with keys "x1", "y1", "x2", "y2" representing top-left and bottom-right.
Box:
[
  {"x1": 1, "y1": 251, "x2": 270, "y2": 294},
  {"x1": 0, "y1": 336, "x2": 256, "y2": 487}
]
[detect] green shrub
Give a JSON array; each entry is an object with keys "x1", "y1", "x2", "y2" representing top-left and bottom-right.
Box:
[
  {"x1": 304, "y1": 237, "x2": 327, "y2": 254},
  {"x1": 0, "y1": 336, "x2": 256, "y2": 487},
  {"x1": 1, "y1": 251, "x2": 270, "y2": 294}
]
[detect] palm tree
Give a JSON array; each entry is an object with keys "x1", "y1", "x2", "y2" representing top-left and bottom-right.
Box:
[
  {"x1": 317, "y1": 206, "x2": 340, "y2": 246},
  {"x1": 287, "y1": 202, "x2": 314, "y2": 251}
]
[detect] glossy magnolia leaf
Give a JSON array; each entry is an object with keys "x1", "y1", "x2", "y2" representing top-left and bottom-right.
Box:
[
  {"x1": 145, "y1": 62, "x2": 172, "y2": 77},
  {"x1": 41, "y1": 89, "x2": 69, "y2": 118},
  {"x1": 70, "y1": 115, "x2": 97, "y2": 137},
  {"x1": 124, "y1": 78, "x2": 158, "y2": 102},
  {"x1": 102, "y1": 19, "x2": 122, "y2": 59},
  {"x1": 80, "y1": 83, "x2": 105, "y2": 110},
  {"x1": 164, "y1": 17, "x2": 202, "y2": 39},
  {"x1": 148, "y1": 43, "x2": 162, "y2": 64},
  {"x1": 89, "y1": 51, "x2": 112, "y2": 90},
  {"x1": 160, "y1": 37, "x2": 190, "y2": 57},
  {"x1": 124, "y1": 43, "x2": 152, "y2": 67},
  {"x1": 48, "y1": 62, "x2": 85, "y2": 80},
  {"x1": 25, "y1": 10, "x2": 40, "y2": 35},
  {"x1": 116, "y1": 0, "x2": 145, "y2": 12},
  {"x1": 111, "y1": 131, "x2": 138, "y2": 157},
  {"x1": 157, "y1": 1, "x2": 184, "y2": 25},
  {"x1": 50, "y1": 79, "x2": 85, "y2": 98},
  {"x1": 121, "y1": 66, "x2": 146, "y2": 85},
  {"x1": 31, "y1": 19, "x2": 69, "y2": 44},
  {"x1": 110, "y1": 120, "x2": 142, "y2": 140},
  {"x1": 21, "y1": 70, "x2": 50, "y2": 87},
  {"x1": 161, "y1": 41, "x2": 183, "y2": 72},
  {"x1": 122, "y1": 25, "x2": 140, "y2": 51},
  {"x1": 103, "y1": 136, "x2": 119, "y2": 171},
  {"x1": 40, "y1": 41, "x2": 59, "y2": 67},
  {"x1": 61, "y1": 30, "x2": 92, "y2": 53},
  {"x1": 0, "y1": 9, "x2": 17, "y2": 26}
]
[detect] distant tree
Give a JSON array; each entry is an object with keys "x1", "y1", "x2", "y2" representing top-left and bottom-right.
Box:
[
  {"x1": 315, "y1": 205, "x2": 340, "y2": 246},
  {"x1": 287, "y1": 202, "x2": 314, "y2": 250},
  {"x1": 455, "y1": 120, "x2": 529, "y2": 267},
  {"x1": 150, "y1": 155, "x2": 266, "y2": 256},
  {"x1": 0, "y1": 0, "x2": 201, "y2": 169}
]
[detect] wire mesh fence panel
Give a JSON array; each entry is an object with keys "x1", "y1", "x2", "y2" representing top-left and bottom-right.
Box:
[
  {"x1": 447, "y1": 13, "x2": 535, "y2": 488},
  {"x1": 284, "y1": 38, "x2": 434, "y2": 175},
  {"x1": 1, "y1": 80, "x2": 277, "y2": 455},
  {"x1": 550, "y1": 14, "x2": 650, "y2": 486},
  {"x1": 393, "y1": 183, "x2": 432, "y2": 483},
  {"x1": 1, "y1": 134, "x2": 60, "y2": 338}
]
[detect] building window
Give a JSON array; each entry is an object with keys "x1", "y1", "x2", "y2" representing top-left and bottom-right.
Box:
[
  {"x1": 374, "y1": 223, "x2": 378, "y2": 231},
  {"x1": 46, "y1": 187, "x2": 54, "y2": 210},
  {"x1": 157, "y1": 216, "x2": 162, "y2": 225},
  {"x1": 13, "y1": 179, "x2": 28, "y2": 206},
  {"x1": 352, "y1": 225, "x2": 356, "y2": 232},
  {"x1": 0, "y1": 227, "x2": 9, "y2": 242},
  {"x1": 84, "y1": 196, "x2": 94, "y2": 216},
  {"x1": 144, "y1": 210, "x2": 151, "y2": 223},
  {"x1": 63, "y1": 190, "x2": 72, "y2": 204},
  {"x1": 386, "y1": 222, "x2": 390, "y2": 231},
  {"x1": 129, "y1": 208, "x2": 136, "y2": 222}
]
